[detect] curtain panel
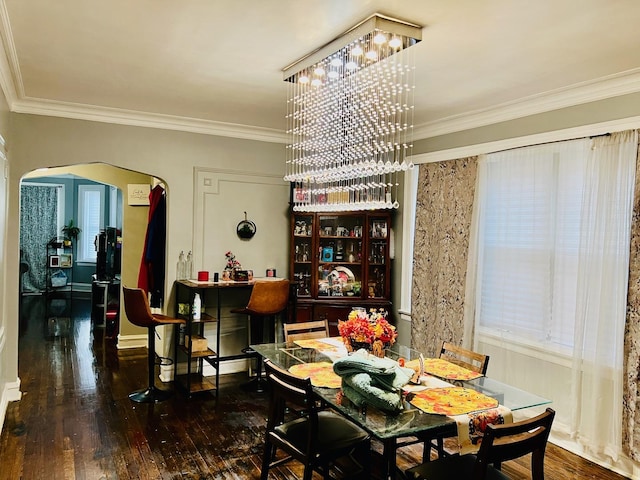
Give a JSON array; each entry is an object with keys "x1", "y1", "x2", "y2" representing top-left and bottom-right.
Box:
[
  {"x1": 20, "y1": 185, "x2": 59, "y2": 292},
  {"x1": 410, "y1": 157, "x2": 478, "y2": 357},
  {"x1": 623, "y1": 133, "x2": 640, "y2": 460}
]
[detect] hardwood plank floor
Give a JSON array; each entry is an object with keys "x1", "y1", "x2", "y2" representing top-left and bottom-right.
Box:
[{"x1": 0, "y1": 294, "x2": 630, "y2": 479}]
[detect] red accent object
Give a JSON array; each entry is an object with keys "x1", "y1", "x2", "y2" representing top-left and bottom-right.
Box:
[{"x1": 198, "y1": 271, "x2": 209, "y2": 281}]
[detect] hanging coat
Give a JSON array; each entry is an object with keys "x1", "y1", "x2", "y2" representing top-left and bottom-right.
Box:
[{"x1": 138, "y1": 185, "x2": 166, "y2": 308}]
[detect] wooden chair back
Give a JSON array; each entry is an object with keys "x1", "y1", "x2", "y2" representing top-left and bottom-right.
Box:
[
  {"x1": 283, "y1": 320, "x2": 330, "y2": 343},
  {"x1": 473, "y1": 408, "x2": 556, "y2": 480},
  {"x1": 261, "y1": 359, "x2": 370, "y2": 479},
  {"x1": 440, "y1": 341, "x2": 490, "y2": 375}
]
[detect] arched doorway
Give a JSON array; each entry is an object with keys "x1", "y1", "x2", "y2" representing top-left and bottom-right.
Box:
[{"x1": 19, "y1": 163, "x2": 166, "y2": 345}]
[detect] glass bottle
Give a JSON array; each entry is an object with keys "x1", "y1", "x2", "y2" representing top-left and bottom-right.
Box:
[
  {"x1": 177, "y1": 251, "x2": 185, "y2": 280},
  {"x1": 185, "y1": 251, "x2": 193, "y2": 280}
]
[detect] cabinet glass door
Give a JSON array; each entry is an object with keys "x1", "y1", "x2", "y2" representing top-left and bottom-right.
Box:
[
  {"x1": 317, "y1": 214, "x2": 364, "y2": 298},
  {"x1": 367, "y1": 216, "x2": 389, "y2": 299},
  {"x1": 292, "y1": 214, "x2": 313, "y2": 297}
]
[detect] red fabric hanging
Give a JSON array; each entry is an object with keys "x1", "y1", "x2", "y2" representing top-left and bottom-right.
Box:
[{"x1": 137, "y1": 185, "x2": 166, "y2": 307}]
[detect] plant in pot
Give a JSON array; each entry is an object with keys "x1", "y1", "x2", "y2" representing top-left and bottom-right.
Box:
[{"x1": 62, "y1": 219, "x2": 81, "y2": 246}]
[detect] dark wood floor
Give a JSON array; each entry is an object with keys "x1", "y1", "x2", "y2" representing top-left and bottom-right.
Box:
[{"x1": 0, "y1": 294, "x2": 630, "y2": 479}]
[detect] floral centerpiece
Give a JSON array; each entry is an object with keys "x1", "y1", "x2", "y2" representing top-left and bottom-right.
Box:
[{"x1": 338, "y1": 308, "x2": 397, "y2": 357}]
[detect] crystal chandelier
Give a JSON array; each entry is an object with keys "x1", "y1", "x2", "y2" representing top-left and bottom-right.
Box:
[{"x1": 283, "y1": 14, "x2": 422, "y2": 212}]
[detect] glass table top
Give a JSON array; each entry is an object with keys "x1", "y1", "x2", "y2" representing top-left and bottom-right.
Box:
[{"x1": 251, "y1": 342, "x2": 551, "y2": 441}]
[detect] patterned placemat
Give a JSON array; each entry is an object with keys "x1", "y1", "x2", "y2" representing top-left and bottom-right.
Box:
[
  {"x1": 293, "y1": 337, "x2": 345, "y2": 354},
  {"x1": 423, "y1": 358, "x2": 483, "y2": 381},
  {"x1": 288, "y1": 362, "x2": 342, "y2": 388},
  {"x1": 408, "y1": 387, "x2": 499, "y2": 415}
]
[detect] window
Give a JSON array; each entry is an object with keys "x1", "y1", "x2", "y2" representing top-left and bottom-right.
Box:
[
  {"x1": 77, "y1": 184, "x2": 104, "y2": 263},
  {"x1": 475, "y1": 135, "x2": 634, "y2": 364}
]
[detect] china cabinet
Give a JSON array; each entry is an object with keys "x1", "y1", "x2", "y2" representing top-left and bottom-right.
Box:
[{"x1": 290, "y1": 211, "x2": 392, "y2": 333}]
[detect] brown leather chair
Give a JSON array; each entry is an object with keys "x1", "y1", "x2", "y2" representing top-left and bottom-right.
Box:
[
  {"x1": 406, "y1": 408, "x2": 556, "y2": 480},
  {"x1": 261, "y1": 359, "x2": 371, "y2": 480},
  {"x1": 231, "y1": 279, "x2": 290, "y2": 392},
  {"x1": 122, "y1": 286, "x2": 185, "y2": 403}
]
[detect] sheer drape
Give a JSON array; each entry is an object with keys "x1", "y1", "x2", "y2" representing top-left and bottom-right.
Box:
[
  {"x1": 571, "y1": 131, "x2": 637, "y2": 460},
  {"x1": 20, "y1": 185, "x2": 59, "y2": 292},
  {"x1": 466, "y1": 131, "x2": 637, "y2": 462}
]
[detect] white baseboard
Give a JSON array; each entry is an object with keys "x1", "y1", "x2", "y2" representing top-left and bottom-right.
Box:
[
  {"x1": 0, "y1": 378, "x2": 22, "y2": 436},
  {"x1": 117, "y1": 334, "x2": 147, "y2": 349}
]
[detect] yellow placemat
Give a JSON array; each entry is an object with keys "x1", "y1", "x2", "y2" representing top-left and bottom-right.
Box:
[
  {"x1": 409, "y1": 387, "x2": 498, "y2": 416},
  {"x1": 293, "y1": 337, "x2": 344, "y2": 353},
  {"x1": 288, "y1": 362, "x2": 342, "y2": 388},
  {"x1": 423, "y1": 358, "x2": 483, "y2": 381}
]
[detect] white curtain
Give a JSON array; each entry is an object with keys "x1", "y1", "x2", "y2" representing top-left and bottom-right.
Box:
[
  {"x1": 466, "y1": 130, "x2": 637, "y2": 462},
  {"x1": 570, "y1": 130, "x2": 637, "y2": 459}
]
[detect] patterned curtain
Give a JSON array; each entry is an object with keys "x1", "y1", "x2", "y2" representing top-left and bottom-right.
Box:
[
  {"x1": 410, "y1": 157, "x2": 478, "y2": 357},
  {"x1": 20, "y1": 185, "x2": 59, "y2": 292},
  {"x1": 623, "y1": 134, "x2": 640, "y2": 459}
]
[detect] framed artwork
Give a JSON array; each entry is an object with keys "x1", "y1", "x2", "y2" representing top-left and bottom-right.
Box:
[
  {"x1": 49, "y1": 255, "x2": 60, "y2": 268},
  {"x1": 60, "y1": 254, "x2": 73, "y2": 268}
]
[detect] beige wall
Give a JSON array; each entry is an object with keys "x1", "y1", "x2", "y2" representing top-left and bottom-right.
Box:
[
  {"x1": 0, "y1": 87, "x2": 14, "y2": 418},
  {"x1": 6, "y1": 114, "x2": 287, "y2": 348}
]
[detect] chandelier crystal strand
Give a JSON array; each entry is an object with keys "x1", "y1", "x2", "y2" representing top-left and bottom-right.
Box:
[{"x1": 283, "y1": 14, "x2": 421, "y2": 212}]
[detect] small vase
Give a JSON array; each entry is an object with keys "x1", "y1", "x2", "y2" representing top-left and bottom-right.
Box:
[{"x1": 372, "y1": 340, "x2": 387, "y2": 358}]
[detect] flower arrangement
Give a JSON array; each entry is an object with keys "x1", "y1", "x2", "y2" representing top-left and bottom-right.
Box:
[
  {"x1": 338, "y1": 308, "x2": 397, "y2": 357},
  {"x1": 224, "y1": 251, "x2": 242, "y2": 271}
]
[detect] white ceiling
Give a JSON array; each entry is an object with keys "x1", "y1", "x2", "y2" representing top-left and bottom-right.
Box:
[{"x1": 1, "y1": 0, "x2": 640, "y2": 142}]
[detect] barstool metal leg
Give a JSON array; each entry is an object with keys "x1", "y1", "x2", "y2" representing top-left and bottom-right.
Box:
[{"x1": 129, "y1": 326, "x2": 173, "y2": 403}]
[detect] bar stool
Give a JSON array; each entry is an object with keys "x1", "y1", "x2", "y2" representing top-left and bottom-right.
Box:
[
  {"x1": 122, "y1": 286, "x2": 185, "y2": 403},
  {"x1": 231, "y1": 279, "x2": 290, "y2": 392}
]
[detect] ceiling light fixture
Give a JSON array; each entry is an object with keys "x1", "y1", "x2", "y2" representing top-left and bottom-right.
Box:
[{"x1": 283, "y1": 13, "x2": 422, "y2": 212}]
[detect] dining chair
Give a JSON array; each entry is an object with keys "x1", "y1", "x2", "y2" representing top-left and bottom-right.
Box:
[
  {"x1": 406, "y1": 408, "x2": 556, "y2": 480},
  {"x1": 283, "y1": 319, "x2": 330, "y2": 343},
  {"x1": 122, "y1": 286, "x2": 185, "y2": 403},
  {"x1": 231, "y1": 279, "x2": 290, "y2": 392},
  {"x1": 440, "y1": 341, "x2": 490, "y2": 375},
  {"x1": 260, "y1": 359, "x2": 371, "y2": 480}
]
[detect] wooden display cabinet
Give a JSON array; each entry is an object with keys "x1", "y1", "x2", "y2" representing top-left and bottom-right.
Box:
[{"x1": 289, "y1": 211, "x2": 392, "y2": 333}]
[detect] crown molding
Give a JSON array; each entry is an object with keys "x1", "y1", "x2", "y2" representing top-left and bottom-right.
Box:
[
  {"x1": 0, "y1": 0, "x2": 639, "y2": 146},
  {"x1": 10, "y1": 97, "x2": 289, "y2": 143},
  {"x1": 413, "y1": 68, "x2": 640, "y2": 140},
  {"x1": 412, "y1": 115, "x2": 640, "y2": 164}
]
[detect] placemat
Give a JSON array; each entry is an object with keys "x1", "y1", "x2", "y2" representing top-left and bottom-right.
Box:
[
  {"x1": 293, "y1": 337, "x2": 345, "y2": 354},
  {"x1": 408, "y1": 386, "x2": 499, "y2": 416},
  {"x1": 288, "y1": 362, "x2": 342, "y2": 388},
  {"x1": 423, "y1": 358, "x2": 483, "y2": 381}
]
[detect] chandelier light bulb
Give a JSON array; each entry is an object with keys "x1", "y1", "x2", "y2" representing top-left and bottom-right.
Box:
[
  {"x1": 388, "y1": 37, "x2": 402, "y2": 48},
  {"x1": 373, "y1": 32, "x2": 387, "y2": 44}
]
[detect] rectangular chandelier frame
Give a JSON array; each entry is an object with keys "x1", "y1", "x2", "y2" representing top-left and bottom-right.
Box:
[{"x1": 283, "y1": 13, "x2": 422, "y2": 212}]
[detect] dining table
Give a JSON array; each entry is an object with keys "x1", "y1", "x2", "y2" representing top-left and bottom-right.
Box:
[{"x1": 251, "y1": 339, "x2": 552, "y2": 480}]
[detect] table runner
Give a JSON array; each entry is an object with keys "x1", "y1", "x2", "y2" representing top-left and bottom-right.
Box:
[{"x1": 451, "y1": 405, "x2": 513, "y2": 454}]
